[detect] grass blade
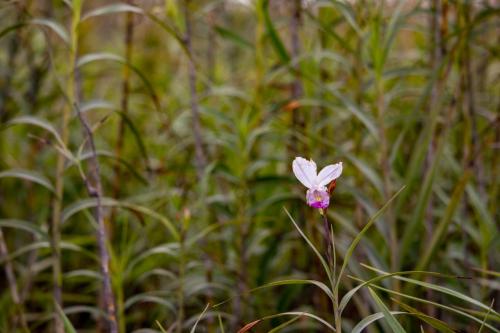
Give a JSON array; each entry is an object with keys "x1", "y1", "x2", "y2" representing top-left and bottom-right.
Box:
[
  {"x1": 258, "y1": 0, "x2": 290, "y2": 63},
  {"x1": 368, "y1": 287, "x2": 407, "y2": 333},
  {"x1": 81, "y1": 3, "x2": 143, "y2": 21},
  {"x1": 190, "y1": 303, "x2": 210, "y2": 333},
  {"x1": 284, "y1": 208, "x2": 333, "y2": 286},
  {"x1": 335, "y1": 185, "x2": 406, "y2": 291},
  {"x1": 0, "y1": 169, "x2": 55, "y2": 194},
  {"x1": 394, "y1": 300, "x2": 456, "y2": 333},
  {"x1": 361, "y1": 266, "x2": 500, "y2": 320},
  {"x1": 62, "y1": 197, "x2": 179, "y2": 240},
  {"x1": 54, "y1": 302, "x2": 77, "y2": 333},
  {"x1": 352, "y1": 311, "x2": 405, "y2": 333},
  {"x1": 415, "y1": 171, "x2": 471, "y2": 271}
]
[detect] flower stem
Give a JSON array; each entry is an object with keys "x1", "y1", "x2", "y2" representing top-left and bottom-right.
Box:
[
  {"x1": 321, "y1": 211, "x2": 341, "y2": 333},
  {"x1": 321, "y1": 211, "x2": 334, "y2": 274}
]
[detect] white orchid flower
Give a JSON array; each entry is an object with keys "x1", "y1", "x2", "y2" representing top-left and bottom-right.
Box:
[{"x1": 292, "y1": 157, "x2": 343, "y2": 209}]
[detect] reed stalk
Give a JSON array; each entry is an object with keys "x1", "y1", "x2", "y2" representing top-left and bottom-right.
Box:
[
  {"x1": 183, "y1": 0, "x2": 206, "y2": 179},
  {"x1": 49, "y1": 0, "x2": 83, "y2": 329},
  {"x1": 113, "y1": 0, "x2": 135, "y2": 205},
  {"x1": 289, "y1": 0, "x2": 304, "y2": 156}
]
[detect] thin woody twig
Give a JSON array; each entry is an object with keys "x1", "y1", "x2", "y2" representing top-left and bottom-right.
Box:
[
  {"x1": 75, "y1": 103, "x2": 119, "y2": 333},
  {"x1": 0, "y1": 228, "x2": 29, "y2": 332}
]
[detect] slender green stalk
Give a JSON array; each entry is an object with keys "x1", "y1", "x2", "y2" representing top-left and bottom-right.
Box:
[
  {"x1": 112, "y1": 8, "x2": 135, "y2": 330},
  {"x1": 177, "y1": 219, "x2": 187, "y2": 333},
  {"x1": 458, "y1": 2, "x2": 488, "y2": 290},
  {"x1": 205, "y1": 5, "x2": 217, "y2": 83},
  {"x1": 183, "y1": 0, "x2": 206, "y2": 179},
  {"x1": 423, "y1": 0, "x2": 446, "y2": 323},
  {"x1": 375, "y1": 75, "x2": 396, "y2": 271},
  {"x1": 320, "y1": 211, "x2": 341, "y2": 333},
  {"x1": 49, "y1": 0, "x2": 83, "y2": 330},
  {"x1": 112, "y1": 0, "x2": 135, "y2": 213},
  {"x1": 370, "y1": 5, "x2": 397, "y2": 287},
  {"x1": 289, "y1": 0, "x2": 304, "y2": 156}
]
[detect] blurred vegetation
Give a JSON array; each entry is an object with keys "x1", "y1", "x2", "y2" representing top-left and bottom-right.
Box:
[{"x1": 0, "y1": 0, "x2": 499, "y2": 332}]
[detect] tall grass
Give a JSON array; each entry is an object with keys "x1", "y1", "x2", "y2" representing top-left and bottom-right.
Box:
[{"x1": 0, "y1": 0, "x2": 498, "y2": 332}]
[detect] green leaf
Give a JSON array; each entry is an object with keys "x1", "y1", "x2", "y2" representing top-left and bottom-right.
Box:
[
  {"x1": 76, "y1": 52, "x2": 125, "y2": 66},
  {"x1": 30, "y1": 18, "x2": 70, "y2": 45},
  {"x1": 213, "y1": 278, "x2": 334, "y2": 310},
  {"x1": 80, "y1": 99, "x2": 115, "y2": 112},
  {"x1": 381, "y1": 0, "x2": 408, "y2": 69},
  {"x1": 124, "y1": 294, "x2": 176, "y2": 313},
  {"x1": 126, "y1": 244, "x2": 179, "y2": 276},
  {"x1": 478, "y1": 300, "x2": 496, "y2": 333},
  {"x1": 76, "y1": 52, "x2": 160, "y2": 112},
  {"x1": 156, "y1": 320, "x2": 168, "y2": 333},
  {"x1": 0, "y1": 169, "x2": 55, "y2": 194},
  {"x1": 284, "y1": 208, "x2": 333, "y2": 286},
  {"x1": 81, "y1": 3, "x2": 143, "y2": 21},
  {"x1": 116, "y1": 111, "x2": 151, "y2": 171},
  {"x1": 64, "y1": 269, "x2": 102, "y2": 281},
  {"x1": 0, "y1": 23, "x2": 25, "y2": 40},
  {"x1": 345, "y1": 153, "x2": 384, "y2": 196},
  {"x1": 352, "y1": 311, "x2": 405, "y2": 333},
  {"x1": 399, "y1": 137, "x2": 445, "y2": 263},
  {"x1": 62, "y1": 197, "x2": 179, "y2": 240},
  {"x1": 335, "y1": 186, "x2": 406, "y2": 291},
  {"x1": 78, "y1": 101, "x2": 151, "y2": 170},
  {"x1": 0, "y1": 241, "x2": 92, "y2": 265},
  {"x1": 190, "y1": 303, "x2": 210, "y2": 333},
  {"x1": 260, "y1": 312, "x2": 335, "y2": 332},
  {"x1": 395, "y1": 301, "x2": 456, "y2": 333},
  {"x1": 355, "y1": 279, "x2": 500, "y2": 332},
  {"x1": 54, "y1": 302, "x2": 77, "y2": 333},
  {"x1": 326, "y1": 90, "x2": 379, "y2": 140},
  {"x1": 364, "y1": 265, "x2": 500, "y2": 319},
  {"x1": 368, "y1": 287, "x2": 407, "y2": 333},
  {"x1": 267, "y1": 316, "x2": 301, "y2": 333},
  {"x1": 73, "y1": 150, "x2": 148, "y2": 185},
  {"x1": 327, "y1": 0, "x2": 362, "y2": 36},
  {"x1": 340, "y1": 269, "x2": 452, "y2": 315},
  {"x1": 415, "y1": 171, "x2": 471, "y2": 271},
  {"x1": 0, "y1": 219, "x2": 48, "y2": 239},
  {"x1": 217, "y1": 314, "x2": 225, "y2": 333},
  {"x1": 466, "y1": 185, "x2": 496, "y2": 249},
  {"x1": 5, "y1": 115, "x2": 64, "y2": 148},
  {"x1": 258, "y1": 0, "x2": 290, "y2": 63},
  {"x1": 186, "y1": 223, "x2": 224, "y2": 247},
  {"x1": 252, "y1": 279, "x2": 334, "y2": 302},
  {"x1": 214, "y1": 25, "x2": 254, "y2": 49}
]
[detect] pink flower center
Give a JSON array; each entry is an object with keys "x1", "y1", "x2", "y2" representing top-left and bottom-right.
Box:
[{"x1": 306, "y1": 188, "x2": 330, "y2": 209}]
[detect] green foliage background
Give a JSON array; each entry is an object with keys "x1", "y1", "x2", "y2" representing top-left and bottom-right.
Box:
[{"x1": 0, "y1": 0, "x2": 498, "y2": 332}]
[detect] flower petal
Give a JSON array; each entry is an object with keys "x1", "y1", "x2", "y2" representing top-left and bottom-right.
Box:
[
  {"x1": 292, "y1": 157, "x2": 317, "y2": 188},
  {"x1": 316, "y1": 162, "x2": 343, "y2": 187}
]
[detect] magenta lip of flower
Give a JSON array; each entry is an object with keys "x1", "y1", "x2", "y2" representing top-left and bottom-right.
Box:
[
  {"x1": 306, "y1": 188, "x2": 330, "y2": 209},
  {"x1": 309, "y1": 201, "x2": 329, "y2": 209}
]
